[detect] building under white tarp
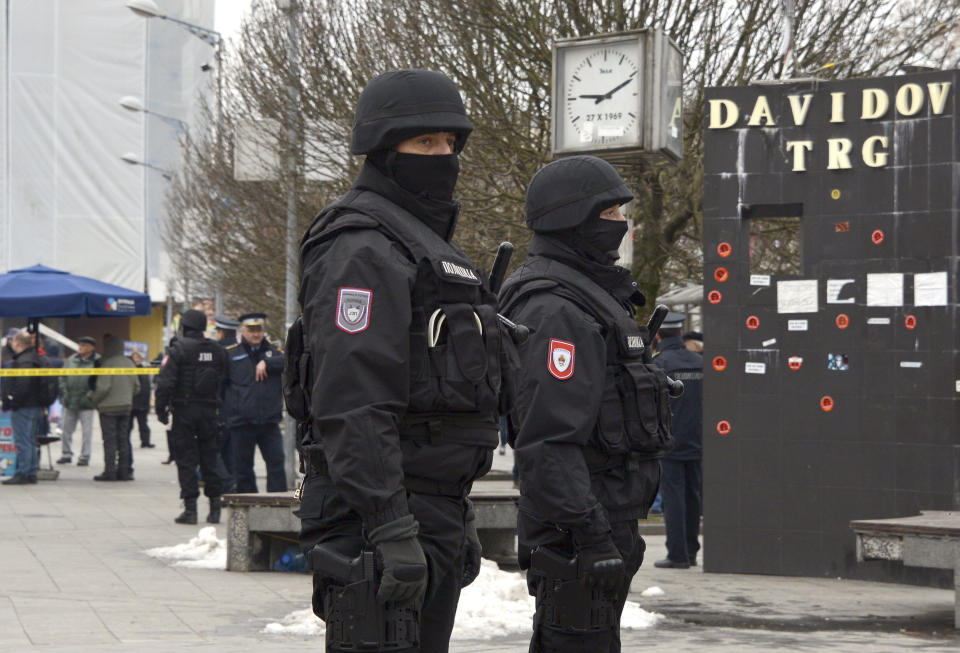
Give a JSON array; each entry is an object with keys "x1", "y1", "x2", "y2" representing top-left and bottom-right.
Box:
[{"x1": 0, "y1": 0, "x2": 215, "y2": 297}]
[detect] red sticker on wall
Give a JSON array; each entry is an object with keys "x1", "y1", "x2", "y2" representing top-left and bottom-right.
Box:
[
  {"x1": 717, "y1": 242, "x2": 732, "y2": 258},
  {"x1": 716, "y1": 420, "x2": 732, "y2": 435},
  {"x1": 905, "y1": 315, "x2": 917, "y2": 330},
  {"x1": 788, "y1": 356, "x2": 803, "y2": 370},
  {"x1": 871, "y1": 229, "x2": 884, "y2": 245},
  {"x1": 820, "y1": 396, "x2": 835, "y2": 412},
  {"x1": 708, "y1": 290, "x2": 723, "y2": 304},
  {"x1": 712, "y1": 356, "x2": 727, "y2": 372},
  {"x1": 714, "y1": 267, "x2": 729, "y2": 283},
  {"x1": 835, "y1": 314, "x2": 850, "y2": 329},
  {"x1": 746, "y1": 315, "x2": 760, "y2": 330}
]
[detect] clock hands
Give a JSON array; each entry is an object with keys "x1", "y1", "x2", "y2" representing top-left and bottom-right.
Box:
[{"x1": 576, "y1": 78, "x2": 633, "y2": 104}]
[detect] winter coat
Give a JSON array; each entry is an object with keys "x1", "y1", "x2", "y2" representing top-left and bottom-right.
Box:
[
  {"x1": 91, "y1": 340, "x2": 136, "y2": 415},
  {"x1": 59, "y1": 352, "x2": 100, "y2": 411}
]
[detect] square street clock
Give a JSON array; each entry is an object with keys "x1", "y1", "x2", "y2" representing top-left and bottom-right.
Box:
[{"x1": 551, "y1": 29, "x2": 683, "y2": 161}]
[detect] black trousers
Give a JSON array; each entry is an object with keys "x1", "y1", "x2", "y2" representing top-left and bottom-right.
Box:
[
  {"x1": 128, "y1": 408, "x2": 151, "y2": 445},
  {"x1": 171, "y1": 404, "x2": 222, "y2": 500},
  {"x1": 661, "y1": 458, "x2": 702, "y2": 564},
  {"x1": 99, "y1": 412, "x2": 131, "y2": 476},
  {"x1": 297, "y1": 473, "x2": 466, "y2": 653},
  {"x1": 519, "y1": 515, "x2": 644, "y2": 653},
  {"x1": 232, "y1": 423, "x2": 287, "y2": 493}
]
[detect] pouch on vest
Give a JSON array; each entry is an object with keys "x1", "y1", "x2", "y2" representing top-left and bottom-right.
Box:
[
  {"x1": 595, "y1": 361, "x2": 673, "y2": 455},
  {"x1": 193, "y1": 344, "x2": 222, "y2": 399},
  {"x1": 282, "y1": 315, "x2": 311, "y2": 424}
]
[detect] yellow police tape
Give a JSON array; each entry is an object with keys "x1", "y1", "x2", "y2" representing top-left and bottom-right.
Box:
[{"x1": 0, "y1": 368, "x2": 159, "y2": 377}]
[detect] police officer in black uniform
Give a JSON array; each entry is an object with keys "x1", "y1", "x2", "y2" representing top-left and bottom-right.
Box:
[
  {"x1": 214, "y1": 315, "x2": 240, "y2": 492},
  {"x1": 652, "y1": 313, "x2": 704, "y2": 569},
  {"x1": 500, "y1": 155, "x2": 673, "y2": 653},
  {"x1": 293, "y1": 69, "x2": 500, "y2": 652},
  {"x1": 156, "y1": 309, "x2": 230, "y2": 524}
]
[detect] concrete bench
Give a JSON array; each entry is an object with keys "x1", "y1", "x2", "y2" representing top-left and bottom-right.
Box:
[
  {"x1": 850, "y1": 510, "x2": 960, "y2": 627},
  {"x1": 224, "y1": 484, "x2": 520, "y2": 572}
]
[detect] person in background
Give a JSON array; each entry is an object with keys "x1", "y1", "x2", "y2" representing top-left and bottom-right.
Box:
[
  {"x1": 213, "y1": 316, "x2": 239, "y2": 492},
  {"x1": 129, "y1": 351, "x2": 154, "y2": 448},
  {"x1": 58, "y1": 336, "x2": 99, "y2": 466},
  {"x1": 683, "y1": 330, "x2": 703, "y2": 354},
  {"x1": 223, "y1": 313, "x2": 286, "y2": 494},
  {"x1": 90, "y1": 335, "x2": 137, "y2": 481},
  {"x1": 653, "y1": 313, "x2": 704, "y2": 569},
  {"x1": 1, "y1": 330, "x2": 48, "y2": 485}
]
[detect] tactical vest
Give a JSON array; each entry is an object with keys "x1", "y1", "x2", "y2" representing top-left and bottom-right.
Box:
[
  {"x1": 500, "y1": 257, "x2": 673, "y2": 459},
  {"x1": 172, "y1": 336, "x2": 225, "y2": 405},
  {"x1": 292, "y1": 190, "x2": 501, "y2": 450}
]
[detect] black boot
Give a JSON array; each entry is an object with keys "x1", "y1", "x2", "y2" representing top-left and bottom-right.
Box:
[
  {"x1": 207, "y1": 496, "x2": 222, "y2": 524},
  {"x1": 174, "y1": 498, "x2": 198, "y2": 524}
]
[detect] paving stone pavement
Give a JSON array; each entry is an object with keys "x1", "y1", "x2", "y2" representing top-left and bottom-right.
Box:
[{"x1": 1, "y1": 415, "x2": 958, "y2": 651}]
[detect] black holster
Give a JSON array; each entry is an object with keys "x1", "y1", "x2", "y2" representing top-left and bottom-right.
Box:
[
  {"x1": 529, "y1": 547, "x2": 618, "y2": 634},
  {"x1": 309, "y1": 545, "x2": 419, "y2": 651}
]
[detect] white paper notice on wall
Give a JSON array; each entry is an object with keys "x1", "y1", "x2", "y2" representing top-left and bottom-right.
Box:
[
  {"x1": 900, "y1": 361, "x2": 922, "y2": 368},
  {"x1": 777, "y1": 280, "x2": 819, "y2": 314},
  {"x1": 866, "y1": 273, "x2": 904, "y2": 307},
  {"x1": 866, "y1": 317, "x2": 891, "y2": 325},
  {"x1": 744, "y1": 362, "x2": 767, "y2": 374},
  {"x1": 788, "y1": 319, "x2": 808, "y2": 331},
  {"x1": 914, "y1": 271, "x2": 948, "y2": 306},
  {"x1": 750, "y1": 274, "x2": 771, "y2": 287},
  {"x1": 826, "y1": 279, "x2": 856, "y2": 304}
]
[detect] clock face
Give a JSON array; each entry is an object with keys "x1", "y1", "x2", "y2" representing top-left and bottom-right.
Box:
[{"x1": 559, "y1": 41, "x2": 642, "y2": 152}]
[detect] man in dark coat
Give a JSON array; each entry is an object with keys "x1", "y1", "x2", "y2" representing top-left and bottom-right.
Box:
[
  {"x1": 222, "y1": 313, "x2": 286, "y2": 494},
  {"x1": 653, "y1": 314, "x2": 704, "y2": 568},
  {"x1": 294, "y1": 69, "x2": 499, "y2": 652},
  {"x1": 1, "y1": 330, "x2": 49, "y2": 485},
  {"x1": 129, "y1": 351, "x2": 154, "y2": 448},
  {"x1": 500, "y1": 156, "x2": 673, "y2": 653}
]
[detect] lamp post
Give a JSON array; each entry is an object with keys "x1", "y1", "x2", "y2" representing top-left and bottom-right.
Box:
[
  {"x1": 127, "y1": 0, "x2": 225, "y2": 315},
  {"x1": 120, "y1": 152, "x2": 173, "y2": 180},
  {"x1": 119, "y1": 95, "x2": 190, "y2": 132}
]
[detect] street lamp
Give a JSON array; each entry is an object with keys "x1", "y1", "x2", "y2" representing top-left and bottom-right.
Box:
[
  {"x1": 120, "y1": 152, "x2": 173, "y2": 180},
  {"x1": 119, "y1": 95, "x2": 189, "y2": 131},
  {"x1": 127, "y1": 0, "x2": 225, "y2": 315}
]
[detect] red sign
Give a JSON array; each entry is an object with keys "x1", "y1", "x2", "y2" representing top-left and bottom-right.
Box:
[{"x1": 788, "y1": 356, "x2": 803, "y2": 370}]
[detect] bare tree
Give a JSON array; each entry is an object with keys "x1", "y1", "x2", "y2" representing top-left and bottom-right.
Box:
[{"x1": 164, "y1": 0, "x2": 960, "y2": 329}]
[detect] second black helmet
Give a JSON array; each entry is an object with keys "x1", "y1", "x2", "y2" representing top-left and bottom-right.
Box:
[{"x1": 525, "y1": 156, "x2": 634, "y2": 233}]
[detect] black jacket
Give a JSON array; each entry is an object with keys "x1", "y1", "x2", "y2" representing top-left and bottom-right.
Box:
[
  {"x1": 223, "y1": 338, "x2": 284, "y2": 428},
  {"x1": 653, "y1": 337, "x2": 703, "y2": 460},
  {"x1": 297, "y1": 161, "x2": 499, "y2": 529},
  {"x1": 500, "y1": 236, "x2": 666, "y2": 536},
  {"x1": 131, "y1": 362, "x2": 152, "y2": 412},
  {"x1": 156, "y1": 330, "x2": 229, "y2": 414},
  {"x1": 2, "y1": 348, "x2": 48, "y2": 410}
]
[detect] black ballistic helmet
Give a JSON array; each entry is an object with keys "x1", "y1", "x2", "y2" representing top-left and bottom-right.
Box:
[
  {"x1": 351, "y1": 69, "x2": 474, "y2": 155},
  {"x1": 180, "y1": 309, "x2": 207, "y2": 333},
  {"x1": 525, "y1": 156, "x2": 634, "y2": 233}
]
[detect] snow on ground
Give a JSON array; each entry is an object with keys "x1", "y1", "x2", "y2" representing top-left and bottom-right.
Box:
[
  {"x1": 145, "y1": 527, "x2": 227, "y2": 569},
  {"x1": 641, "y1": 586, "x2": 665, "y2": 597},
  {"x1": 261, "y1": 559, "x2": 663, "y2": 638}
]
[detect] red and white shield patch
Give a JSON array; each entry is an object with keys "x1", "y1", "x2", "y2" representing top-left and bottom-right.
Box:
[
  {"x1": 336, "y1": 287, "x2": 373, "y2": 334},
  {"x1": 547, "y1": 339, "x2": 575, "y2": 380}
]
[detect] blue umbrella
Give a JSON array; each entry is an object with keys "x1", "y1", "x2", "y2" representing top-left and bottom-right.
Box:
[{"x1": 0, "y1": 264, "x2": 151, "y2": 318}]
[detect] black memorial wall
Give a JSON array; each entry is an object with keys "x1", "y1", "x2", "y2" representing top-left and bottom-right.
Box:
[{"x1": 702, "y1": 70, "x2": 959, "y2": 584}]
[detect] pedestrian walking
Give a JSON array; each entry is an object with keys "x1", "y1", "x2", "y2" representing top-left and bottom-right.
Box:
[
  {"x1": 292, "y1": 69, "x2": 500, "y2": 652},
  {"x1": 500, "y1": 155, "x2": 672, "y2": 652},
  {"x1": 90, "y1": 335, "x2": 137, "y2": 481},
  {"x1": 653, "y1": 314, "x2": 704, "y2": 569},
  {"x1": 57, "y1": 336, "x2": 99, "y2": 466},
  {"x1": 223, "y1": 313, "x2": 286, "y2": 494},
  {"x1": 155, "y1": 309, "x2": 229, "y2": 524}
]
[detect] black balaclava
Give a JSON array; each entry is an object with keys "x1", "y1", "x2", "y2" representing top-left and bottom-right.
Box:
[
  {"x1": 576, "y1": 215, "x2": 629, "y2": 263},
  {"x1": 362, "y1": 150, "x2": 461, "y2": 240}
]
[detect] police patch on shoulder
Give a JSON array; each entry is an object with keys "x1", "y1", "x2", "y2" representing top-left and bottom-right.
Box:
[
  {"x1": 547, "y1": 338, "x2": 575, "y2": 380},
  {"x1": 336, "y1": 287, "x2": 372, "y2": 333}
]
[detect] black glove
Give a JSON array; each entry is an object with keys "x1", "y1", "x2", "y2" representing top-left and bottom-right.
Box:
[
  {"x1": 367, "y1": 514, "x2": 427, "y2": 604},
  {"x1": 157, "y1": 406, "x2": 169, "y2": 425},
  {"x1": 461, "y1": 498, "x2": 482, "y2": 588},
  {"x1": 576, "y1": 534, "x2": 623, "y2": 591}
]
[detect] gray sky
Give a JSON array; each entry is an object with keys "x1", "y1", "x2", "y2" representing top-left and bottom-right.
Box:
[{"x1": 214, "y1": 0, "x2": 254, "y2": 43}]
